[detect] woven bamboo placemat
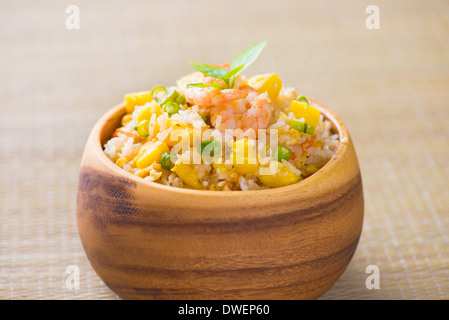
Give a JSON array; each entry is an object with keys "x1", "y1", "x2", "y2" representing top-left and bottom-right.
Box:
[{"x1": 1, "y1": 0, "x2": 448, "y2": 300}]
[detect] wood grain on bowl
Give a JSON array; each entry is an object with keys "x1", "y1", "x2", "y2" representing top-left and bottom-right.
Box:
[{"x1": 76, "y1": 101, "x2": 364, "y2": 300}]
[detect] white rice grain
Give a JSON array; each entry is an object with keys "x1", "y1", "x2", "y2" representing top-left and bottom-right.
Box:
[
  {"x1": 157, "y1": 126, "x2": 173, "y2": 142},
  {"x1": 121, "y1": 137, "x2": 134, "y2": 158},
  {"x1": 238, "y1": 176, "x2": 249, "y2": 191}
]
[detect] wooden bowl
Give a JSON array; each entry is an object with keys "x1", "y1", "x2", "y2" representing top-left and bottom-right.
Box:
[{"x1": 76, "y1": 100, "x2": 364, "y2": 300}]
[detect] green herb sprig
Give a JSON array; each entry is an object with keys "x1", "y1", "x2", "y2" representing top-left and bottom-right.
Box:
[{"x1": 187, "y1": 40, "x2": 267, "y2": 90}]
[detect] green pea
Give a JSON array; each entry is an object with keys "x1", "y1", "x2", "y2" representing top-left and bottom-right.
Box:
[{"x1": 160, "y1": 152, "x2": 177, "y2": 170}]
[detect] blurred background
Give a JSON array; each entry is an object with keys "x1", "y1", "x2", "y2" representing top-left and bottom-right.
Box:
[{"x1": 1, "y1": 0, "x2": 448, "y2": 299}]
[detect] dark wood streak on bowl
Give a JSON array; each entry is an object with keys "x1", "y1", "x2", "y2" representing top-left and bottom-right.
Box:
[{"x1": 76, "y1": 100, "x2": 364, "y2": 300}]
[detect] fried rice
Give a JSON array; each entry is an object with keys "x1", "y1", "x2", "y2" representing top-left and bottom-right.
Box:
[{"x1": 103, "y1": 71, "x2": 339, "y2": 191}]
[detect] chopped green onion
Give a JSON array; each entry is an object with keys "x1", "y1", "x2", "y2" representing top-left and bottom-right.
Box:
[
  {"x1": 159, "y1": 89, "x2": 184, "y2": 115},
  {"x1": 158, "y1": 89, "x2": 186, "y2": 106},
  {"x1": 175, "y1": 94, "x2": 186, "y2": 105},
  {"x1": 201, "y1": 140, "x2": 221, "y2": 157},
  {"x1": 151, "y1": 86, "x2": 168, "y2": 103},
  {"x1": 297, "y1": 96, "x2": 309, "y2": 104},
  {"x1": 136, "y1": 120, "x2": 150, "y2": 137},
  {"x1": 274, "y1": 145, "x2": 292, "y2": 162},
  {"x1": 290, "y1": 119, "x2": 314, "y2": 135},
  {"x1": 201, "y1": 115, "x2": 209, "y2": 123},
  {"x1": 160, "y1": 152, "x2": 176, "y2": 170},
  {"x1": 162, "y1": 90, "x2": 179, "y2": 104},
  {"x1": 290, "y1": 119, "x2": 306, "y2": 133},
  {"x1": 305, "y1": 124, "x2": 315, "y2": 135},
  {"x1": 164, "y1": 101, "x2": 181, "y2": 115}
]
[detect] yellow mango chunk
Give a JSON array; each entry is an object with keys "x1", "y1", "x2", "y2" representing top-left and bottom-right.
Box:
[
  {"x1": 124, "y1": 91, "x2": 153, "y2": 114},
  {"x1": 258, "y1": 161, "x2": 300, "y2": 188},
  {"x1": 212, "y1": 162, "x2": 225, "y2": 170},
  {"x1": 166, "y1": 119, "x2": 179, "y2": 128},
  {"x1": 165, "y1": 119, "x2": 187, "y2": 131},
  {"x1": 289, "y1": 100, "x2": 320, "y2": 129},
  {"x1": 167, "y1": 127, "x2": 193, "y2": 147},
  {"x1": 234, "y1": 163, "x2": 259, "y2": 175},
  {"x1": 277, "y1": 112, "x2": 288, "y2": 121},
  {"x1": 232, "y1": 138, "x2": 259, "y2": 175},
  {"x1": 136, "y1": 101, "x2": 163, "y2": 123},
  {"x1": 313, "y1": 140, "x2": 322, "y2": 148},
  {"x1": 172, "y1": 164, "x2": 203, "y2": 189},
  {"x1": 151, "y1": 120, "x2": 161, "y2": 137},
  {"x1": 248, "y1": 73, "x2": 283, "y2": 102},
  {"x1": 134, "y1": 140, "x2": 169, "y2": 169},
  {"x1": 137, "y1": 168, "x2": 150, "y2": 178},
  {"x1": 212, "y1": 161, "x2": 232, "y2": 173},
  {"x1": 115, "y1": 157, "x2": 126, "y2": 168},
  {"x1": 304, "y1": 164, "x2": 319, "y2": 177},
  {"x1": 233, "y1": 138, "x2": 257, "y2": 160},
  {"x1": 121, "y1": 114, "x2": 133, "y2": 127}
]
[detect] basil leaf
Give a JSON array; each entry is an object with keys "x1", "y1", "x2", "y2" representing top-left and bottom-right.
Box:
[
  {"x1": 220, "y1": 65, "x2": 244, "y2": 88},
  {"x1": 230, "y1": 40, "x2": 267, "y2": 73},
  {"x1": 186, "y1": 83, "x2": 224, "y2": 89},
  {"x1": 230, "y1": 76, "x2": 238, "y2": 89},
  {"x1": 188, "y1": 62, "x2": 227, "y2": 79},
  {"x1": 223, "y1": 64, "x2": 244, "y2": 81}
]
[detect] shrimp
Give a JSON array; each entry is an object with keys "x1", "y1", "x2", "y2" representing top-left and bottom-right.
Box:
[
  {"x1": 177, "y1": 71, "x2": 272, "y2": 135},
  {"x1": 242, "y1": 92, "x2": 272, "y2": 131},
  {"x1": 210, "y1": 88, "x2": 272, "y2": 135},
  {"x1": 210, "y1": 100, "x2": 247, "y2": 130},
  {"x1": 178, "y1": 70, "x2": 245, "y2": 107},
  {"x1": 177, "y1": 71, "x2": 227, "y2": 93},
  {"x1": 186, "y1": 88, "x2": 248, "y2": 108},
  {"x1": 112, "y1": 127, "x2": 142, "y2": 141}
]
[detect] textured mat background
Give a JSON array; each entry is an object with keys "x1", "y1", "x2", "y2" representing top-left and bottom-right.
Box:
[{"x1": 1, "y1": 0, "x2": 448, "y2": 299}]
